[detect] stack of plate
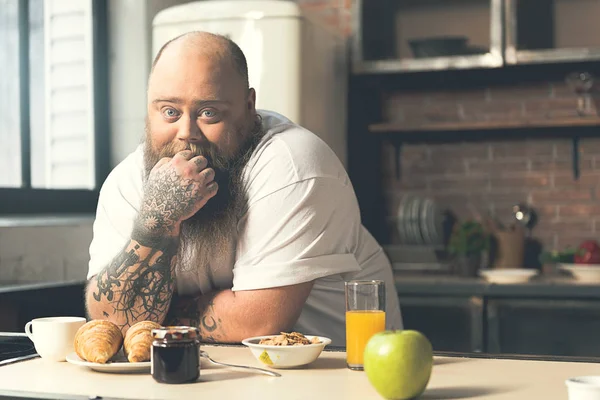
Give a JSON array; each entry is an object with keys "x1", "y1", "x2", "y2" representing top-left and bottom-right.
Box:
[{"x1": 396, "y1": 195, "x2": 445, "y2": 246}]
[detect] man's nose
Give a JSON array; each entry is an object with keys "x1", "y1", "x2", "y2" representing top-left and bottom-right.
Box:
[{"x1": 176, "y1": 115, "x2": 203, "y2": 142}]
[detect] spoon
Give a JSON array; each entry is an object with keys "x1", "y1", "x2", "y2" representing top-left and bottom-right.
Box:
[{"x1": 199, "y1": 350, "x2": 281, "y2": 377}]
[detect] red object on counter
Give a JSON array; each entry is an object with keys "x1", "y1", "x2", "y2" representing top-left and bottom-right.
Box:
[{"x1": 574, "y1": 240, "x2": 600, "y2": 264}]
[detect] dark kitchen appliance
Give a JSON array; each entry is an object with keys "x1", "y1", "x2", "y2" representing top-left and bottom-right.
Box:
[{"x1": 0, "y1": 335, "x2": 36, "y2": 363}]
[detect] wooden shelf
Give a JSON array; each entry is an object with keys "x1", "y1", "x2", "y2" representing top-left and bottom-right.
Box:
[{"x1": 370, "y1": 117, "x2": 600, "y2": 133}]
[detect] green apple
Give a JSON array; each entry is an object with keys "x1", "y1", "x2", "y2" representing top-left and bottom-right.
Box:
[{"x1": 363, "y1": 330, "x2": 433, "y2": 400}]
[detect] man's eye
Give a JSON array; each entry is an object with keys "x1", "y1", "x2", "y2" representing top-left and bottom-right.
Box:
[
  {"x1": 163, "y1": 108, "x2": 179, "y2": 118},
  {"x1": 201, "y1": 109, "x2": 217, "y2": 118}
]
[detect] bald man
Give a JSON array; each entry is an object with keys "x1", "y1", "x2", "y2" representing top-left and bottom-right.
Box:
[{"x1": 85, "y1": 32, "x2": 402, "y2": 345}]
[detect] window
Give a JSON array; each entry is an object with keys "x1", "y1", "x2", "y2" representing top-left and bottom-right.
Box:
[{"x1": 0, "y1": 0, "x2": 109, "y2": 214}]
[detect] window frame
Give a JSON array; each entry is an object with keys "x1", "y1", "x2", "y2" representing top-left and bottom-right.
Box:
[{"x1": 0, "y1": 0, "x2": 110, "y2": 215}]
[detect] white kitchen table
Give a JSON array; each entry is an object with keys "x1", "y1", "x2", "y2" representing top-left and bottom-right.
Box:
[{"x1": 0, "y1": 345, "x2": 598, "y2": 399}]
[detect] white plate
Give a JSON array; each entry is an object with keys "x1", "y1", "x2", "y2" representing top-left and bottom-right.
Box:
[
  {"x1": 480, "y1": 269, "x2": 538, "y2": 284},
  {"x1": 420, "y1": 198, "x2": 432, "y2": 245},
  {"x1": 396, "y1": 196, "x2": 409, "y2": 245},
  {"x1": 66, "y1": 351, "x2": 150, "y2": 373},
  {"x1": 411, "y1": 196, "x2": 425, "y2": 245},
  {"x1": 559, "y1": 264, "x2": 600, "y2": 283}
]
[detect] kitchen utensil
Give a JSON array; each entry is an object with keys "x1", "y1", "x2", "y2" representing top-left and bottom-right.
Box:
[
  {"x1": 565, "y1": 72, "x2": 595, "y2": 180},
  {"x1": 199, "y1": 350, "x2": 281, "y2": 377},
  {"x1": 566, "y1": 71, "x2": 595, "y2": 115},
  {"x1": 485, "y1": 217, "x2": 525, "y2": 269},
  {"x1": 25, "y1": 317, "x2": 86, "y2": 362},
  {"x1": 512, "y1": 204, "x2": 537, "y2": 231}
]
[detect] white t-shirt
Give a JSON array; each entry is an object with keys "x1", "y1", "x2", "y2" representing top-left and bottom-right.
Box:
[{"x1": 88, "y1": 110, "x2": 403, "y2": 345}]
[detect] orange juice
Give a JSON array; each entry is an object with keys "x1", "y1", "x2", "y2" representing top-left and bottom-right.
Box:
[{"x1": 345, "y1": 310, "x2": 386, "y2": 367}]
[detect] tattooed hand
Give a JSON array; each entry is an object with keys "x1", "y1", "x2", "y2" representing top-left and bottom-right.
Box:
[{"x1": 135, "y1": 150, "x2": 218, "y2": 238}]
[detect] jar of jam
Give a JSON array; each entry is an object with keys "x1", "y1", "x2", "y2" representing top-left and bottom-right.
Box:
[{"x1": 151, "y1": 326, "x2": 200, "y2": 384}]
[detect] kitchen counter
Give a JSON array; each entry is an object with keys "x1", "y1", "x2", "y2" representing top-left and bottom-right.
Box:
[
  {"x1": 2, "y1": 273, "x2": 596, "y2": 299},
  {"x1": 394, "y1": 274, "x2": 600, "y2": 357},
  {"x1": 395, "y1": 274, "x2": 600, "y2": 299},
  {"x1": 0, "y1": 280, "x2": 84, "y2": 295},
  {"x1": 0, "y1": 345, "x2": 597, "y2": 399}
]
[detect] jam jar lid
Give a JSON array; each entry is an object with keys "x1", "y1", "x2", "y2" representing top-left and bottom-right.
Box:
[{"x1": 151, "y1": 326, "x2": 200, "y2": 342}]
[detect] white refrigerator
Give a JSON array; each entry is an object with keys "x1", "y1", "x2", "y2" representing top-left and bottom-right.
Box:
[{"x1": 152, "y1": 0, "x2": 348, "y2": 167}]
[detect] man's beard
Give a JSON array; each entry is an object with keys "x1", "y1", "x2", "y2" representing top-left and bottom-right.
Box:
[{"x1": 142, "y1": 115, "x2": 264, "y2": 274}]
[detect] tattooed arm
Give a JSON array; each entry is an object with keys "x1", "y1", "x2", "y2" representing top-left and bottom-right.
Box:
[
  {"x1": 165, "y1": 282, "x2": 314, "y2": 343},
  {"x1": 85, "y1": 150, "x2": 218, "y2": 333}
]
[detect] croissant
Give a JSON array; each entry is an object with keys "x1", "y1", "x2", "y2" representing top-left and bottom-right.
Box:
[
  {"x1": 74, "y1": 320, "x2": 123, "y2": 364},
  {"x1": 123, "y1": 321, "x2": 162, "y2": 362}
]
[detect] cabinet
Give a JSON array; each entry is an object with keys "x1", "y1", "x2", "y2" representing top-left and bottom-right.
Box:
[
  {"x1": 505, "y1": 0, "x2": 600, "y2": 65},
  {"x1": 399, "y1": 295, "x2": 484, "y2": 353},
  {"x1": 487, "y1": 298, "x2": 600, "y2": 357},
  {"x1": 397, "y1": 290, "x2": 600, "y2": 357},
  {"x1": 352, "y1": 0, "x2": 503, "y2": 73},
  {"x1": 353, "y1": 0, "x2": 600, "y2": 74}
]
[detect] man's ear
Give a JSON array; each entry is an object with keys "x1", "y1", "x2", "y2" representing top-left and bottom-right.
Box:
[{"x1": 246, "y1": 88, "x2": 256, "y2": 111}]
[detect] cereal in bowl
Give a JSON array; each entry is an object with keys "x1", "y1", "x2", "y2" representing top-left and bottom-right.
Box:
[{"x1": 259, "y1": 332, "x2": 321, "y2": 346}]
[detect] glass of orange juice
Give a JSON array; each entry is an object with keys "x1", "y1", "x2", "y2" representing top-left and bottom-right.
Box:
[{"x1": 345, "y1": 280, "x2": 386, "y2": 371}]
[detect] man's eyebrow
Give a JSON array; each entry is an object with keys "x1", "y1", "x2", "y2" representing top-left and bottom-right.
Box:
[
  {"x1": 152, "y1": 97, "x2": 184, "y2": 104},
  {"x1": 151, "y1": 97, "x2": 231, "y2": 106}
]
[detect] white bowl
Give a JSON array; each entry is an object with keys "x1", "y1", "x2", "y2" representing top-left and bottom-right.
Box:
[
  {"x1": 479, "y1": 268, "x2": 538, "y2": 284},
  {"x1": 560, "y1": 264, "x2": 600, "y2": 283},
  {"x1": 242, "y1": 335, "x2": 331, "y2": 368},
  {"x1": 566, "y1": 376, "x2": 600, "y2": 400}
]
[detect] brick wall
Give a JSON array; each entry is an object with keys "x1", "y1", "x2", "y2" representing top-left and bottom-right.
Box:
[
  {"x1": 381, "y1": 81, "x2": 600, "y2": 252},
  {"x1": 383, "y1": 82, "x2": 599, "y2": 128}
]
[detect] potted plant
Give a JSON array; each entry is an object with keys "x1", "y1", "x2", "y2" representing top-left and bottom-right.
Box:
[{"x1": 448, "y1": 220, "x2": 489, "y2": 277}]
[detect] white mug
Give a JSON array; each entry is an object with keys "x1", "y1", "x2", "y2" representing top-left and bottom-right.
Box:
[{"x1": 25, "y1": 316, "x2": 86, "y2": 362}]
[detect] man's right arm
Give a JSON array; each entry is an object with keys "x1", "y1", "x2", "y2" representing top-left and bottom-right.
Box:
[
  {"x1": 85, "y1": 150, "x2": 217, "y2": 334},
  {"x1": 85, "y1": 233, "x2": 178, "y2": 332}
]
